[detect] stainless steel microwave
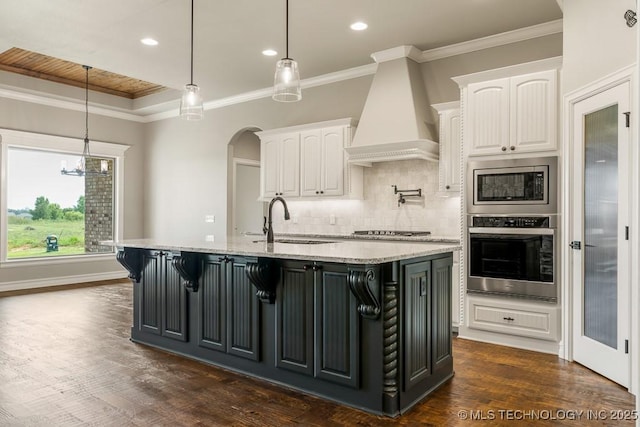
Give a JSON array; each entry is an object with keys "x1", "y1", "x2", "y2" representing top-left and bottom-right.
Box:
[{"x1": 466, "y1": 156, "x2": 558, "y2": 215}]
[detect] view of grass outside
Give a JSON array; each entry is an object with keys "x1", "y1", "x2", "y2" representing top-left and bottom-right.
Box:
[
  {"x1": 7, "y1": 148, "x2": 87, "y2": 260},
  {"x1": 8, "y1": 196, "x2": 85, "y2": 259}
]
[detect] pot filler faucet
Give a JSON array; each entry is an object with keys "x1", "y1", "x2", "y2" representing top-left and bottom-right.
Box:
[{"x1": 264, "y1": 196, "x2": 290, "y2": 243}]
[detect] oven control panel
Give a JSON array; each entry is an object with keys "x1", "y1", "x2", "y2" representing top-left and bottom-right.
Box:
[{"x1": 472, "y1": 216, "x2": 550, "y2": 228}]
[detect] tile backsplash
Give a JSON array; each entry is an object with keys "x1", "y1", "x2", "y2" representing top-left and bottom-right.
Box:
[{"x1": 271, "y1": 159, "x2": 461, "y2": 239}]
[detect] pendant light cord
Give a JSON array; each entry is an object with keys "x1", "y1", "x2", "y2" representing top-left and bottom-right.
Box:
[
  {"x1": 83, "y1": 65, "x2": 91, "y2": 145},
  {"x1": 285, "y1": 0, "x2": 289, "y2": 59},
  {"x1": 190, "y1": 0, "x2": 194, "y2": 85}
]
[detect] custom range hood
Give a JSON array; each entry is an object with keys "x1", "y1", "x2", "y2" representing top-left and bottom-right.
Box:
[{"x1": 346, "y1": 46, "x2": 438, "y2": 166}]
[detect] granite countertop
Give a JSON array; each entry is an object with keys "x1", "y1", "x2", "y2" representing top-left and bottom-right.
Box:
[{"x1": 110, "y1": 236, "x2": 461, "y2": 265}]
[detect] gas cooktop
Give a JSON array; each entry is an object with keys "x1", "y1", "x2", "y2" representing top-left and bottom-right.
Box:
[{"x1": 353, "y1": 230, "x2": 431, "y2": 237}]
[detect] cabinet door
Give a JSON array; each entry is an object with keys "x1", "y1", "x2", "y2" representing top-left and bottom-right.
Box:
[
  {"x1": 261, "y1": 137, "x2": 279, "y2": 198},
  {"x1": 198, "y1": 255, "x2": 227, "y2": 352},
  {"x1": 403, "y1": 260, "x2": 432, "y2": 391},
  {"x1": 276, "y1": 261, "x2": 314, "y2": 375},
  {"x1": 439, "y1": 109, "x2": 461, "y2": 192},
  {"x1": 320, "y1": 126, "x2": 345, "y2": 196},
  {"x1": 300, "y1": 130, "x2": 322, "y2": 196},
  {"x1": 139, "y1": 250, "x2": 162, "y2": 335},
  {"x1": 466, "y1": 78, "x2": 510, "y2": 156},
  {"x1": 161, "y1": 252, "x2": 188, "y2": 342},
  {"x1": 510, "y1": 69, "x2": 557, "y2": 153},
  {"x1": 279, "y1": 133, "x2": 300, "y2": 197},
  {"x1": 431, "y1": 257, "x2": 452, "y2": 374},
  {"x1": 226, "y1": 257, "x2": 260, "y2": 361},
  {"x1": 314, "y1": 264, "x2": 359, "y2": 388}
]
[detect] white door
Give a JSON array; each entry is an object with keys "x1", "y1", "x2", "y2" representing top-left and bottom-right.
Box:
[
  {"x1": 571, "y1": 81, "x2": 630, "y2": 387},
  {"x1": 233, "y1": 162, "x2": 263, "y2": 235}
]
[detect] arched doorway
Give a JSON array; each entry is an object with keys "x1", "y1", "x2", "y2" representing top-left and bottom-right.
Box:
[{"x1": 227, "y1": 128, "x2": 265, "y2": 236}]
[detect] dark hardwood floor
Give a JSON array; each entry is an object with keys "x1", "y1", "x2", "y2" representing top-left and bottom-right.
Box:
[{"x1": 0, "y1": 280, "x2": 635, "y2": 426}]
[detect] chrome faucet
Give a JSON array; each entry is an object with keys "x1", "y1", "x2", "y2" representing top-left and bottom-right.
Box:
[{"x1": 266, "y1": 196, "x2": 290, "y2": 243}]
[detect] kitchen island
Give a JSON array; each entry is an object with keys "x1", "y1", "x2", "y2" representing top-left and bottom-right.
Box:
[{"x1": 114, "y1": 236, "x2": 460, "y2": 417}]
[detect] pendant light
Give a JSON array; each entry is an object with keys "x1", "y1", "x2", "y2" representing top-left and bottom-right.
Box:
[
  {"x1": 272, "y1": 0, "x2": 301, "y2": 102},
  {"x1": 180, "y1": 0, "x2": 203, "y2": 120},
  {"x1": 61, "y1": 65, "x2": 108, "y2": 177}
]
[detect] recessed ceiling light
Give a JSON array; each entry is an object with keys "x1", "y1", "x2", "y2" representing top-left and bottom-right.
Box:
[
  {"x1": 350, "y1": 22, "x2": 368, "y2": 31},
  {"x1": 141, "y1": 38, "x2": 159, "y2": 46},
  {"x1": 262, "y1": 49, "x2": 278, "y2": 56}
]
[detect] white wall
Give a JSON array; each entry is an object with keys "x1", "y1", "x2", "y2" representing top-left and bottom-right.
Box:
[
  {"x1": 144, "y1": 36, "x2": 563, "y2": 243},
  {"x1": 562, "y1": 0, "x2": 637, "y2": 94},
  {"x1": 561, "y1": 0, "x2": 638, "y2": 403},
  {"x1": 144, "y1": 77, "x2": 373, "y2": 242},
  {"x1": 0, "y1": 97, "x2": 145, "y2": 289}
]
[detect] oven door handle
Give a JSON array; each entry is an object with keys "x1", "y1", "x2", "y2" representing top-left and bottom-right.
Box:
[{"x1": 469, "y1": 227, "x2": 555, "y2": 235}]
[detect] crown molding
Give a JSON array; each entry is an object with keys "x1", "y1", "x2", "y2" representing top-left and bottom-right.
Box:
[
  {"x1": 145, "y1": 63, "x2": 377, "y2": 122},
  {"x1": 0, "y1": 85, "x2": 147, "y2": 122},
  {"x1": 0, "y1": 20, "x2": 562, "y2": 123},
  {"x1": 420, "y1": 19, "x2": 563, "y2": 62}
]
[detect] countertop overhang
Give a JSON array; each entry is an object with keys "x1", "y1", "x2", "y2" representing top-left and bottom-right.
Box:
[{"x1": 109, "y1": 236, "x2": 461, "y2": 265}]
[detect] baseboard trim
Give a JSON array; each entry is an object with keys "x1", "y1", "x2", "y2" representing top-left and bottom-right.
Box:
[{"x1": 0, "y1": 271, "x2": 128, "y2": 293}]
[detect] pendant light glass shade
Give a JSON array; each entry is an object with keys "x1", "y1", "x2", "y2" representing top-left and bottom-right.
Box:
[
  {"x1": 273, "y1": 58, "x2": 301, "y2": 102},
  {"x1": 273, "y1": 0, "x2": 301, "y2": 102},
  {"x1": 180, "y1": 83, "x2": 203, "y2": 120},
  {"x1": 180, "y1": 0, "x2": 203, "y2": 121}
]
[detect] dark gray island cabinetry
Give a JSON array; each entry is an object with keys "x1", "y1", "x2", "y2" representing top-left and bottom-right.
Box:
[{"x1": 115, "y1": 238, "x2": 459, "y2": 417}]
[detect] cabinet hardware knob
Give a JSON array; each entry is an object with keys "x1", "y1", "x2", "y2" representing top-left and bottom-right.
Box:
[
  {"x1": 320, "y1": 191, "x2": 324, "y2": 194},
  {"x1": 445, "y1": 185, "x2": 450, "y2": 190},
  {"x1": 316, "y1": 191, "x2": 319, "y2": 194},
  {"x1": 501, "y1": 146, "x2": 507, "y2": 151},
  {"x1": 510, "y1": 146, "x2": 515, "y2": 151}
]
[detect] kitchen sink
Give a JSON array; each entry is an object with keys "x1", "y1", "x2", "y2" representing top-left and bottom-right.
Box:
[{"x1": 252, "y1": 238, "x2": 334, "y2": 244}]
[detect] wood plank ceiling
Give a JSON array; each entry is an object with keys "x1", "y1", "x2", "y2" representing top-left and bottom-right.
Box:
[{"x1": 0, "y1": 47, "x2": 166, "y2": 99}]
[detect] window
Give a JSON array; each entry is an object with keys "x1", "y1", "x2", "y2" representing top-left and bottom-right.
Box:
[{"x1": 1, "y1": 129, "x2": 129, "y2": 263}]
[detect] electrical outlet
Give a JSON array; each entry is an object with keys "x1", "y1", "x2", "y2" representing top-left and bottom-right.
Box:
[
  {"x1": 205, "y1": 215, "x2": 215, "y2": 223},
  {"x1": 329, "y1": 214, "x2": 336, "y2": 225},
  {"x1": 205, "y1": 235, "x2": 215, "y2": 242},
  {"x1": 292, "y1": 216, "x2": 299, "y2": 224}
]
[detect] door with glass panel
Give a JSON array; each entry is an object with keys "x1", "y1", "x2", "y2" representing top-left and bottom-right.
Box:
[{"x1": 571, "y1": 82, "x2": 630, "y2": 387}]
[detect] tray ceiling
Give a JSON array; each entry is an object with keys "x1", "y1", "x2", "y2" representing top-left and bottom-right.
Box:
[{"x1": 0, "y1": 47, "x2": 166, "y2": 99}]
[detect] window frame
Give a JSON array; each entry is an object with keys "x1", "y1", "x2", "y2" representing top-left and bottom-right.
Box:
[{"x1": 0, "y1": 128, "x2": 129, "y2": 266}]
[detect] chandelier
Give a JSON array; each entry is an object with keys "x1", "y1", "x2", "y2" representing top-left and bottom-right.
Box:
[{"x1": 61, "y1": 65, "x2": 108, "y2": 177}]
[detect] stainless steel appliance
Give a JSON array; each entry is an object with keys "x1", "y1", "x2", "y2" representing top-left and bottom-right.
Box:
[
  {"x1": 467, "y1": 156, "x2": 558, "y2": 214},
  {"x1": 467, "y1": 215, "x2": 557, "y2": 301}
]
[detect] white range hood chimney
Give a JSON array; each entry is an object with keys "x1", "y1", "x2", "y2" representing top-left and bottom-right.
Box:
[{"x1": 346, "y1": 46, "x2": 438, "y2": 167}]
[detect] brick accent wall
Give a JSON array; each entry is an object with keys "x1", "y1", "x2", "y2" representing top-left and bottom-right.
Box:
[{"x1": 84, "y1": 158, "x2": 113, "y2": 252}]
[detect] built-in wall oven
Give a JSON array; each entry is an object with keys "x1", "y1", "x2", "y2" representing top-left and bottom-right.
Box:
[
  {"x1": 466, "y1": 156, "x2": 559, "y2": 301},
  {"x1": 467, "y1": 215, "x2": 557, "y2": 301}
]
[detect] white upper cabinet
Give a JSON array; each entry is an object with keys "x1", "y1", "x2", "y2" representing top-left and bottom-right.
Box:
[
  {"x1": 510, "y1": 70, "x2": 557, "y2": 153},
  {"x1": 300, "y1": 127, "x2": 345, "y2": 197},
  {"x1": 432, "y1": 102, "x2": 461, "y2": 193},
  {"x1": 258, "y1": 118, "x2": 361, "y2": 200},
  {"x1": 260, "y1": 132, "x2": 300, "y2": 198},
  {"x1": 466, "y1": 78, "x2": 510, "y2": 156},
  {"x1": 454, "y1": 58, "x2": 561, "y2": 158}
]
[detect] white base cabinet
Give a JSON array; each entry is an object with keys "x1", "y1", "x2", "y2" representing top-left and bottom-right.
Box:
[{"x1": 466, "y1": 295, "x2": 560, "y2": 342}]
